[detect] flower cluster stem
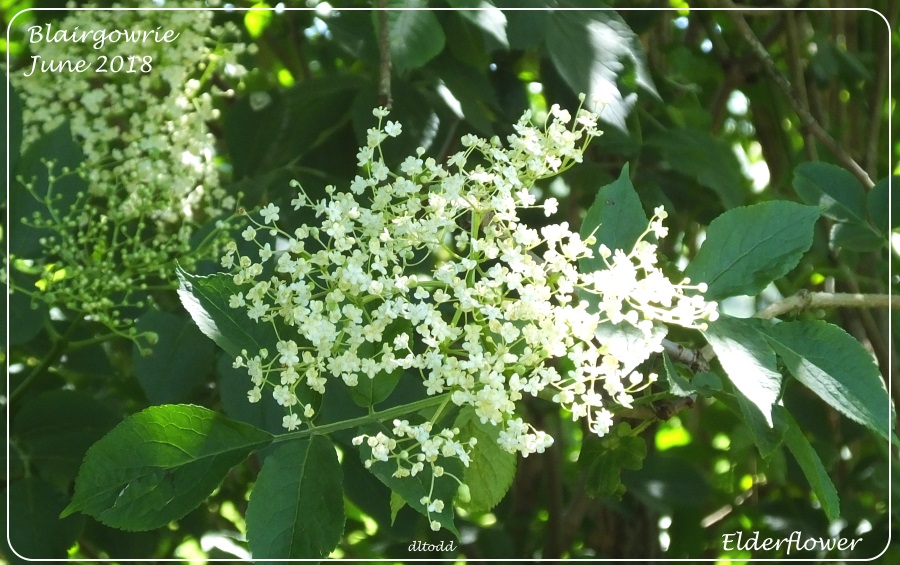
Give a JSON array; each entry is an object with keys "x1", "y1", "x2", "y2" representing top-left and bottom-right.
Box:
[{"x1": 272, "y1": 393, "x2": 451, "y2": 444}]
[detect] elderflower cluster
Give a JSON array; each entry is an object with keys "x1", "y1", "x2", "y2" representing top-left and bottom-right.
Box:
[
  {"x1": 11, "y1": 3, "x2": 250, "y2": 334},
  {"x1": 353, "y1": 420, "x2": 476, "y2": 529},
  {"x1": 223, "y1": 103, "x2": 717, "y2": 470}
]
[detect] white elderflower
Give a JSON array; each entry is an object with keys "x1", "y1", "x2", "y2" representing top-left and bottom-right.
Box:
[
  {"x1": 11, "y1": 1, "x2": 249, "y2": 334},
  {"x1": 220, "y1": 103, "x2": 718, "y2": 531}
]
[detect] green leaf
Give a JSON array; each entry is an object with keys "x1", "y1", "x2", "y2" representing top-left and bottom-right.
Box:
[
  {"x1": 358, "y1": 423, "x2": 464, "y2": 536},
  {"x1": 867, "y1": 175, "x2": 898, "y2": 233},
  {"x1": 546, "y1": 7, "x2": 658, "y2": 131},
  {"x1": 133, "y1": 311, "x2": 216, "y2": 405},
  {"x1": 685, "y1": 201, "x2": 820, "y2": 300},
  {"x1": 703, "y1": 317, "x2": 782, "y2": 427},
  {"x1": 579, "y1": 164, "x2": 648, "y2": 274},
  {"x1": 5, "y1": 478, "x2": 84, "y2": 561},
  {"x1": 454, "y1": 407, "x2": 516, "y2": 513},
  {"x1": 448, "y1": 0, "x2": 508, "y2": 48},
  {"x1": 793, "y1": 161, "x2": 867, "y2": 224},
  {"x1": 385, "y1": 0, "x2": 446, "y2": 74},
  {"x1": 176, "y1": 266, "x2": 277, "y2": 359},
  {"x1": 246, "y1": 437, "x2": 344, "y2": 560},
  {"x1": 762, "y1": 320, "x2": 892, "y2": 441},
  {"x1": 62, "y1": 405, "x2": 273, "y2": 530},
  {"x1": 13, "y1": 390, "x2": 119, "y2": 487},
  {"x1": 646, "y1": 127, "x2": 747, "y2": 209},
  {"x1": 777, "y1": 407, "x2": 841, "y2": 521}
]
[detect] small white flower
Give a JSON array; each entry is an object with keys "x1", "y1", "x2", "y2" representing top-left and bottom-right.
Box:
[
  {"x1": 282, "y1": 413, "x2": 302, "y2": 430},
  {"x1": 543, "y1": 197, "x2": 558, "y2": 216},
  {"x1": 260, "y1": 203, "x2": 280, "y2": 224},
  {"x1": 384, "y1": 120, "x2": 402, "y2": 137}
]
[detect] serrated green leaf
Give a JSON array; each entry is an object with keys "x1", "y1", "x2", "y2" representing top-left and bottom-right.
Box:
[
  {"x1": 776, "y1": 406, "x2": 840, "y2": 520},
  {"x1": 455, "y1": 407, "x2": 516, "y2": 513},
  {"x1": 5, "y1": 478, "x2": 84, "y2": 561},
  {"x1": 358, "y1": 423, "x2": 463, "y2": 536},
  {"x1": 867, "y1": 175, "x2": 898, "y2": 233},
  {"x1": 133, "y1": 311, "x2": 215, "y2": 405},
  {"x1": 13, "y1": 390, "x2": 119, "y2": 487},
  {"x1": 579, "y1": 165, "x2": 648, "y2": 271},
  {"x1": 385, "y1": 0, "x2": 446, "y2": 74},
  {"x1": 793, "y1": 161, "x2": 866, "y2": 224},
  {"x1": 176, "y1": 266, "x2": 277, "y2": 359},
  {"x1": 762, "y1": 320, "x2": 891, "y2": 441},
  {"x1": 246, "y1": 437, "x2": 344, "y2": 560},
  {"x1": 63, "y1": 405, "x2": 272, "y2": 530},
  {"x1": 546, "y1": 6, "x2": 657, "y2": 131},
  {"x1": 703, "y1": 317, "x2": 782, "y2": 427},
  {"x1": 685, "y1": 201, "x2": 820, "y2": 300}
]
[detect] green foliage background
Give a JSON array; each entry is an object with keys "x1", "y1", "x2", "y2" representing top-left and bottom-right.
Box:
[{"x1": 3, "y1": 0, "x2": 896, "y2": 561}]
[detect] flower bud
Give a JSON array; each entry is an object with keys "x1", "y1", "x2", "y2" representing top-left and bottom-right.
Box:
[{"x1": 456, "y1": 483, "x2": 471, "y2": 504}]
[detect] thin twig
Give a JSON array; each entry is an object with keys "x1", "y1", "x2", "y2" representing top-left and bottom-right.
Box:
[
  {"x1": 756, "y1": 290, "x2": 898, "y2": 320},
  {"x1": 662, "y1": 338, "x2": 710, "y2": 373},
  {"x1": 726, "y1": 4, "x2": 874, "y2": 188}
]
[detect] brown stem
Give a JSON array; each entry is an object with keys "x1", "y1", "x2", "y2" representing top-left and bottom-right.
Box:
[{"x1": 726, "y1": 4, "x2": 874, "y2": 188}]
